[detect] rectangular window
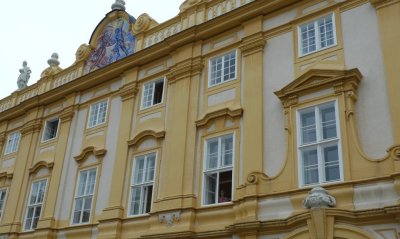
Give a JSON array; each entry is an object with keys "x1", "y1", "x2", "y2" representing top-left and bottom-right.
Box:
[
  {"x1": 42, "y1": 118, "x2": 60, "y2": 142},
  {"x1": 209, "y1": 51, "x2": 237, "y2": 87},
  {"x1": 0, "y1": 189, "x2": 7, "y2": 220},
  {"x1": 298, "y1": 13, "x2": 336, "y2": 56},
  {"x1": 88, "y1": 100, "x2": 108, "y2": 128},
  {"x1": 72, "y1": 168, "x2": 97, "y2": 224},
  {"x1": 24, "y1": 180, "x2": 47, "y2": 231},
  {"x1": 298, "y1": 101, "x2": 342, "y2": 186},
  {"x1": 4, "y1": 132, "x2": 21, "y2": 155},
  {"x1": 203, "y1": 134, "x2": 234, "y2": 205},
  {"x1": 141, "y1": 78, "x2": 164, "y2": 110},
  {"x1": 128, "y1": 153, "x2": 156, "y2": 216}
]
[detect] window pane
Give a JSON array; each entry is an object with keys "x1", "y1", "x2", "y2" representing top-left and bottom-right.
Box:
[
  {"x1": 134, "y1": 157, "x2": 145, "y2": 184},
  {"x1": 145, "y1": 154, "x2": 156, "y2": 182},
  {"x1": 324, "y1": 145, "x2": 340, "y2": 181},
  {"x1": 130, "y1": 187, "x2": 141, "y2": 215},
  {"x1": 210, "y1": 57, "x2": 223, "y2": 86},
  {"x1": 318, "y1": 15, "x2": 335, "y2": 48},
  {"x1": 77, "y1": 171, "x2": 87, "y2": 196},
  {"x1": 86, "y1": 169, "x2": 97, "y2": 195},
  {"x1": 218, "y1": 171, "x2": 232, "y2": 203},
  {"x1": 303, "y1": 149, "x2": 319, "y2": 185},
  {"x1": 222, "y1": 136, "x2": 233, "y2": 166},
  {"x1": 301, "y1": 111, "x2": 316, "y2": 144},
  {"x1": 207, "y1": 140, "x2": 219, "y2": 170},
  {"x1": 321, "y1": 105, "x2": 337, "y2": 139},
  {"x1": 204, "y1": 173, "x2": 217, "y2": 204}
]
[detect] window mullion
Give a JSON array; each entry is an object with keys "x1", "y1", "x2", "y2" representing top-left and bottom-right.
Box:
[
  {"x1": 216, "y1": 172, "x2": 220, "y2": 204},
  {"x1": 315, "y1": 21, "x2": 320, "y2": 51}
]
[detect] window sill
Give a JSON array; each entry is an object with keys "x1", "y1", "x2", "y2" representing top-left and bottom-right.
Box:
[
  {"x1": 300, "y1": 179, "x2": 343, "y2": 189},
  {"x1": 207, "y1": 78, "x2": 237, "y2": 92},
  {"x1": 200, "y1": 201, "x2": 234, "y2": 209},
  {"x1": 138, "y1": 102, "x2": 165, "y2": 116}
]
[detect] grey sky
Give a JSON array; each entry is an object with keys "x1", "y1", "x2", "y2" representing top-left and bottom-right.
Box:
[{"x1": 0, "y1": 0, "x2": 182, "y2": 99}]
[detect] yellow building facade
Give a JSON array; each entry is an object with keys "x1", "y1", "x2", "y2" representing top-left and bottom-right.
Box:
[{"x1": 0, "y1": 0, "x2": 399, "y2": 238}]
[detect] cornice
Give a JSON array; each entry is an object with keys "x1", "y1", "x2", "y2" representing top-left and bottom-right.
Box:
[
  {"x1": 21, "y1": 119, "x2": 43, "y2": 136},
  {"x1": 239, "y1": 33, "x2": 266, "y2": 57},
  {"x1": 60, "y1": 106, "x2": 76, "y2": 122},
  {"x1": 74, "y1": 146, "x2": 107, "y2": 164},
  {"x1": 0, "y1": 171, "x2": 13, "y2": 180},
  {"x1": 274, "y1": 68, "x2": 362, "y2": 107},
  {"x1": 196, "y1": 108, "x2": 243, "y2": 127},
  {"x1": 28, "y1": 161, "x2": 54, "y2": 174},
  {"x1": 166, "y1": 57, "x2": 204, "y2": 84},
  {"x1": 128, "y1": 130, "x2": 165, "y2": 146}
]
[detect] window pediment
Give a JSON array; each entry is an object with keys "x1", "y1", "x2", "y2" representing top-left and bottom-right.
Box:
[{"x1": 274, "y1": 68, "x2": 362, "y2": 107}]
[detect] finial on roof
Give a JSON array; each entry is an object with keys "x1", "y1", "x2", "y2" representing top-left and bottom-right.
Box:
[
  {"x1": 41, "y1": 53, "x2": 63, "y2": 78},
  {"x1": 112, "y1": 0, "x2": 126, "y2": 11},
  {"x1": 47, "y1": 53, "x2": 60, "y2": 67},
  {"x1": 17, "y1": 61, "x2": 31, "y2": 90}
]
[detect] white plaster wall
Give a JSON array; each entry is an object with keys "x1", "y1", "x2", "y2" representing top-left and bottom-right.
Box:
[
  {"x1": 263, "y1": 32, "x2": 295, "y2": 177},
  {"x1": 55, "y1": 108, "x2": 86, "y2": 221},
  {"x1": 95, "y1": 97, "x2": 121, "y2": 215},
  {"x1": 342, "y1": 3, "x2": 394, "y2": 158},
  {"x1": 353, "y1": 181, "x2": 399, "y2": 210},
  {"x1": 258, "y1": 196, "x2": 294, "y2": 221}
]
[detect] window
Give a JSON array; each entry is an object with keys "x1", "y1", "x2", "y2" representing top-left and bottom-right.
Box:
[
  {"x1": 203, "y1": 134, "x2": 234, "y2": 205},
  {"x1": 297, "y1": 101, "x2": 342, "y2": 186},
  {"x1": 24, "y1": 180, "x2": 47, "y2": 231},
  {"x1": 209, "y1": 51, "x2": 237, "y2": 87},
  {"x1": 141, "y1": 78, "x2": 164, "y2": 109},
  {"x1": 88, "y1": 100, "x2": 108, "y2": 128},
  {"x1": 128, "y1": 153, "x2": 156, "y2": 216},
  {"x1": 298, "y1": 13, "x2": 336, "y2": 56},
  {"x1": 4, "y1": 132, "x2": 21, "y2": 155},
  {"x1": 42, "y1": 118, "x2": 60, "y2": 142},
  {"x1": 0, "y1": 189, "x2": 6, "y2": 220},
  {"x1": 72, "y1": 168, "x2": 97, "y2": 224}
]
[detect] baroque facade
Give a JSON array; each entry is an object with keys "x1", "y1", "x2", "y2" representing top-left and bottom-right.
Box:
[{"x1": 0, "y1": 0, "x2": 399, "y2": 238}]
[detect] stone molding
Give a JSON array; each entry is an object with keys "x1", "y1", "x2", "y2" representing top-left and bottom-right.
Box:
[
  {"x1": 303, "y1": 186, "x2": 336, "y2": 209},
  {"x1": 74, "y1": 146, "x2": 107, "y2": 164},
  {"x1": 158, "y1": 211, "x2": 180, "y2": 226},
  {"x1": 196, "y1": 108, "x2": 242, "y2": 127}
]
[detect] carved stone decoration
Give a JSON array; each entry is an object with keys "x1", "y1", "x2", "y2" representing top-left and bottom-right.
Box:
[
  {"x1": 41, "y1": 53, "x2": 63, "y2": 78},
  {"x1": 75, "y1": 44, "x2": 93, "y2": 63},
  {"x1": 17, "y1": 61, "x2": 31, "y2": 90},
  {"x1": 111, "y1": 0, "x2": 126, "y2": 11},
  {"x1": 132, "y1": 14, "x2": 156, "y2": 34},
  {"x1": 303, "y1": 186, "x2": 336, "y2": 209},
  {"x1": 179, "y1": 0, "x2": 202, "y2": 12},
  {"x1": 159, "y1": 211, "x2": 180, "y2": 226}
]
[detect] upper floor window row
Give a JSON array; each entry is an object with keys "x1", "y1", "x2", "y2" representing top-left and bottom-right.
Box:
[
  {"x1": 4, "y1": 132, "x2": 21, "y2": 155},
  {"x1": 298, "y1": 13, "x2": 337, "y2": 57},
  {"x1": 209, "y1": 50, "x2": 237, "y2": 87},
  {"x1": 141, "y1": 78, "x2": 165, "y2": 110},
  {"x1": 88, "y1": 100, "x2": 108, "y2": 128}
]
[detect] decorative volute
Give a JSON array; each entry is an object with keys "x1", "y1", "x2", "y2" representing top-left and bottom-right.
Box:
[
  {"x1": 41, "y1": 53, "x2": 63, "y2": 78},
  {"x1": 111, "y1": 0, "x2": 126, "y2": 11},
  {"x1": 303, "y1": 186, "x2": 336, "y2": 209},
  {"x1": 132, "y1": 13, "x2": 158, "y2": 34}
]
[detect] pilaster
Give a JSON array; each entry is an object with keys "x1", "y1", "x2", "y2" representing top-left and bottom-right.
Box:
[{"x1": 239, "y1": 16, "x2": 266, "y2": 198}]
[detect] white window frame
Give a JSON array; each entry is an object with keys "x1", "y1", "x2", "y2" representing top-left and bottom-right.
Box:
[
  {"x1": 42, "y1": 117, "x2": 60, "y2": 142},
  {"x1": 202, "y1": 133, "x2": 234, "y2": 206},
  {"x1": 87, "y1": 100, "x2": 108, "y2": 128},
  {"x1": 296, "y1": 100, "x2": 343, "y2": 187},
  {"x1": 208, "y1": 50, "x2": 237, "y2": 88},
  {"x1": 71, "y1": 168, "x2": 97, "y2": 225},
  {"x1": 140, "y1": 78, "x2": 165, "y2": 110},
  {"x1": 298, "y1": 13, "x2": 337, "y2": 57},
  {"x1": 0, "y1": 189, "x2": 7, "y2": 222},
  {"x1": 24, "y1": 179, "x2": 47, "y2": 231},
  {"x1": 4, "y1": 132, "x2": 21, "y2": 155},
  {"x1": 128, "y1": 152, "x2": 157, "y2": 216}
]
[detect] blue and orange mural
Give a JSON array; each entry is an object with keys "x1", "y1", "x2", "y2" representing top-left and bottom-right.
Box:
[{"x1": 84, "y1": 18, "x2": 135, "y2": 73}]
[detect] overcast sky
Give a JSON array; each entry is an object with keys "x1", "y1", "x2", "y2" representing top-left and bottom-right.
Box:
[{"x1": 0, "y1": 0, "x2": 182, "y2": 99}]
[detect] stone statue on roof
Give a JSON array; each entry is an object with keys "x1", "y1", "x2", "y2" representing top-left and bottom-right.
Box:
[
  {"x1": 112, "y1": 0, "x2": 126, "y2": 11},
  {"x1": 17, "y1": 61, "x2": 31, "y2": 90}
]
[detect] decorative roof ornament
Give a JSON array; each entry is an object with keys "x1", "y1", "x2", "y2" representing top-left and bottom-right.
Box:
[
  {"x1": 303, "y1": 186, "x2": 336, "y2": 209},
  {"x1": 17, "y1": 61, "x2": 31, "y2": 90},
  {"x1": 41, "y1": 53, "x2": 63, "y2": 78},
  {"x1": 75, "y1": 44, "x2": 93, "y2": 63},
  {"x1": 132, "y1": 13, "x2": 158, "y2": 34},
  {"x1": 111, "y1": 0, "x2": 126, "y2": 11}
]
